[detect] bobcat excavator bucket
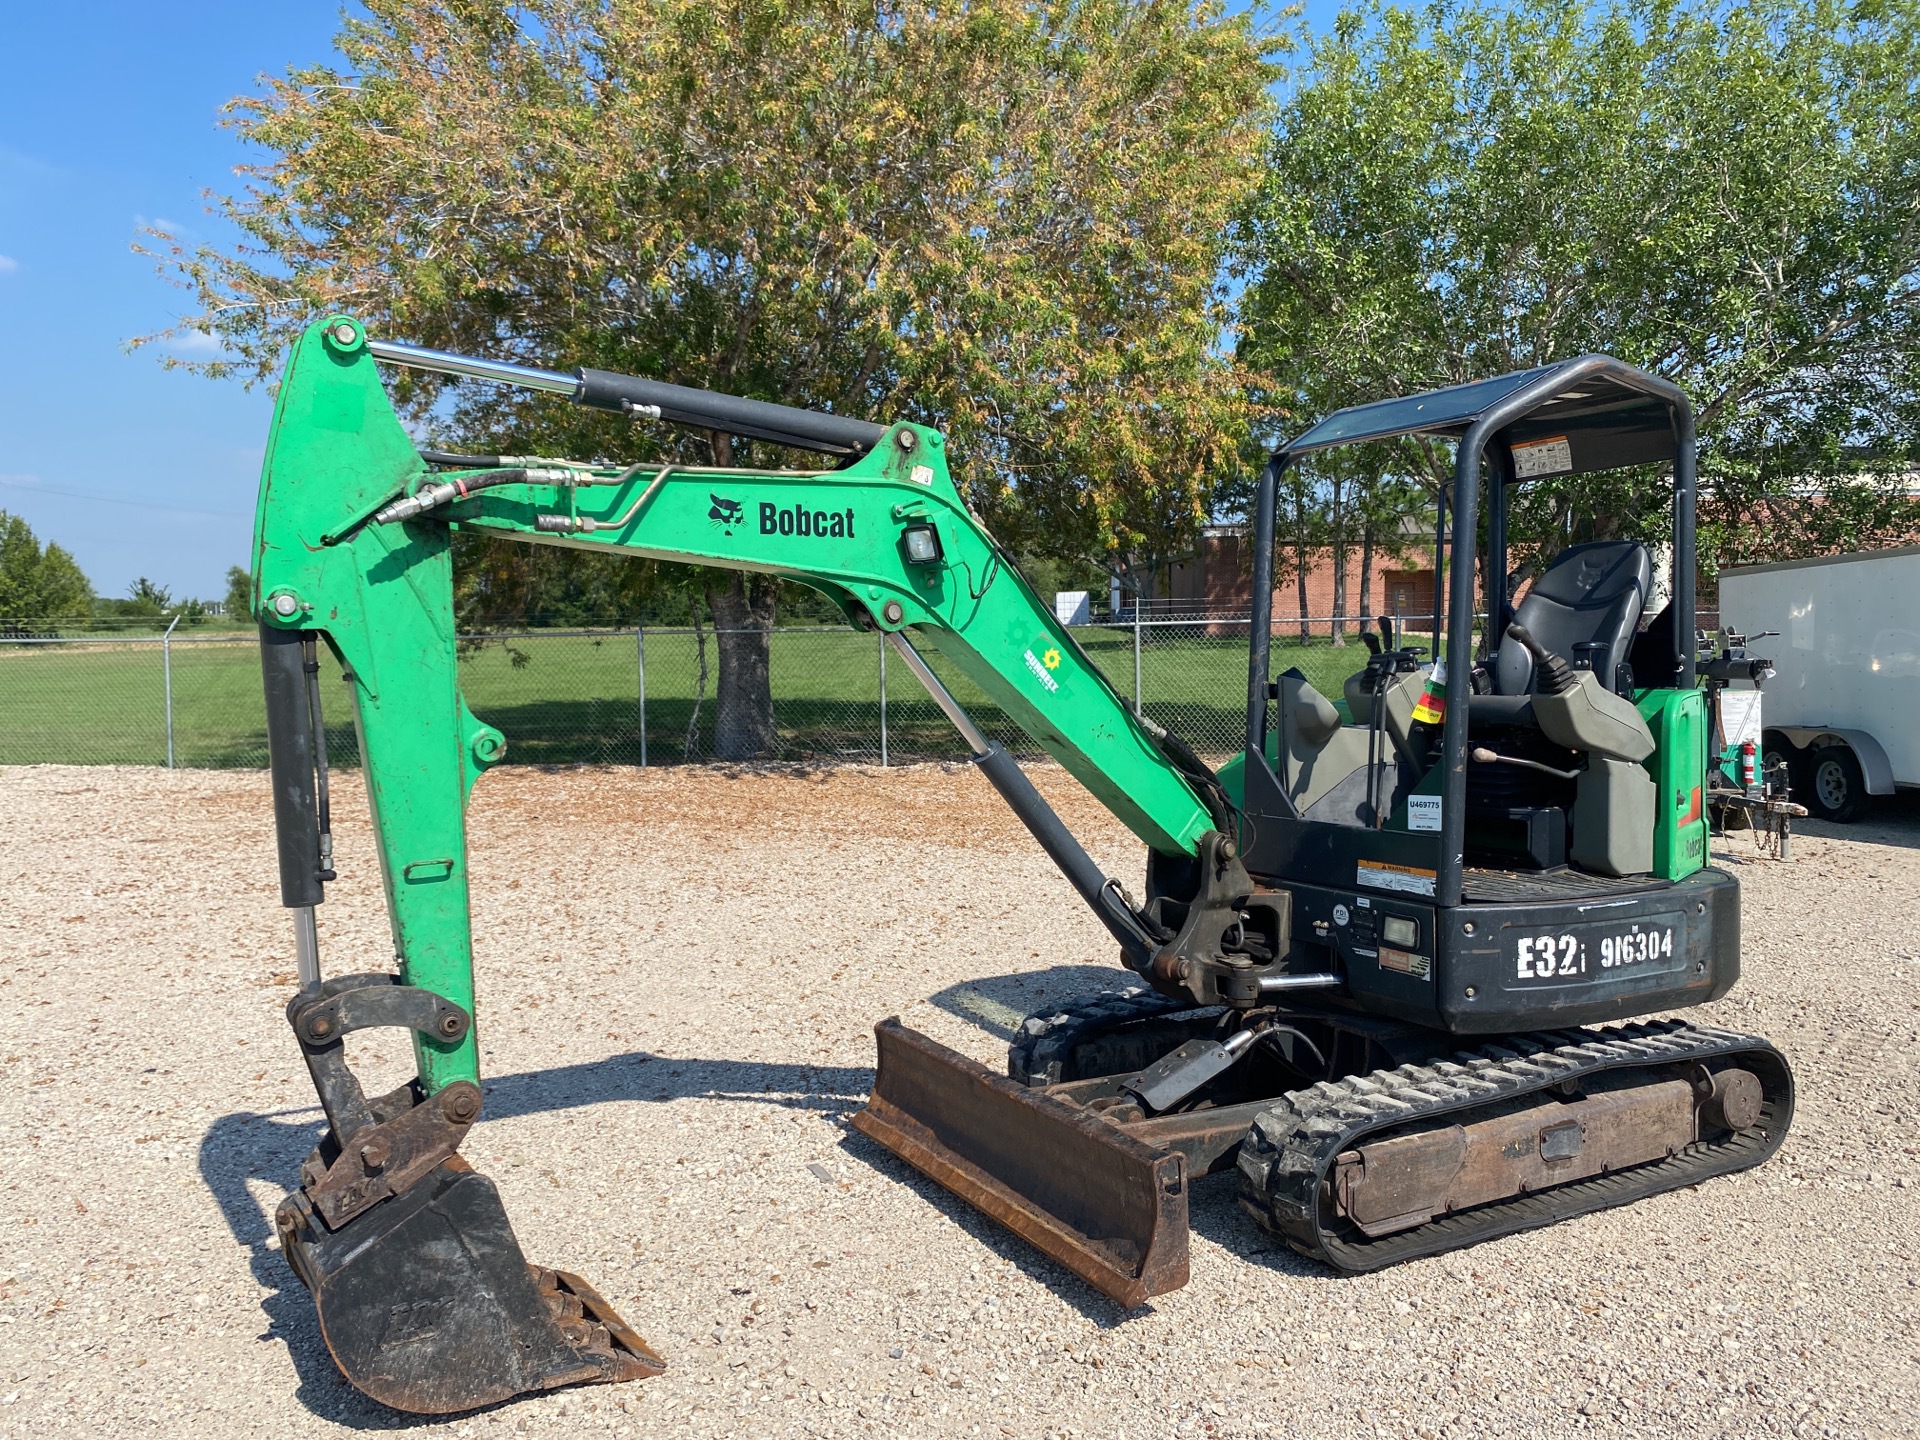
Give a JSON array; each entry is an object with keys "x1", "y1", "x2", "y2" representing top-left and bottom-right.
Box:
[
  {"x1": 851, "y1": 1019, "x2": 1190, "y2": 1308},
  {"x1": 259, "y1": 628, "x2": 663, "y2": 1414},
  {"x1": 278, "y1": 1157, "x2": 663, "y2": 1413}
]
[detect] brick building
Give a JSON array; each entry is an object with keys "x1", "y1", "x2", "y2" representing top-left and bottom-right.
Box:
[{"x1": 1159, "y1": 524, "x2": 1438, "y2": 629}]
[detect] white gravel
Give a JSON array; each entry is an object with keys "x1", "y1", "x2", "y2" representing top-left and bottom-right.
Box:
[{"x1": 0, "y1": 762, "x2": 1916, "y2": 1440}]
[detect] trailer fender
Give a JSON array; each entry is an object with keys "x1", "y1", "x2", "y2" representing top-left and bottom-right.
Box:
[{"x1": 1767, "y1": 726, "x2": 1895, "y2": 795}]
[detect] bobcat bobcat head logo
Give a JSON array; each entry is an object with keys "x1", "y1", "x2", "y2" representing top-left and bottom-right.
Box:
[{"x1": 709, "y1": 494, "x2": 744, "y2": 534}]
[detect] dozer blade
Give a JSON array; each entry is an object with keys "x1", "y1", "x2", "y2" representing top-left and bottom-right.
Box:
[
  {"x1": 851, "y1": 1018, "x2": 1188, "y2": 1308},
  {"x1": 277, "y1": 1157, "x2": 663, "y2": 1414}
]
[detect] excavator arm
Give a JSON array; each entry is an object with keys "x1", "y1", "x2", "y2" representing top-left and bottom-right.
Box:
[{"x1": 252, "y1": 317, "x2": 1282, "y2": 1412}]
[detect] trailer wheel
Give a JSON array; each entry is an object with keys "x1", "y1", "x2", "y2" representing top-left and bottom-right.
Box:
[{"x1": 1805, "y1": 743, "x2": 1870, "y2": 823}]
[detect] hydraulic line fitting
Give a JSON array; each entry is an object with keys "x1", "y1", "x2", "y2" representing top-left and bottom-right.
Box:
[{"x1": 373, "y1": 467, "x2": 575, "y2": 525}]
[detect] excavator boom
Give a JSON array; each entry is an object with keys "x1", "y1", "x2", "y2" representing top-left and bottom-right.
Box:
[{"x1": 251, "y1": 317, "x2": 1245, "y2": 1411}]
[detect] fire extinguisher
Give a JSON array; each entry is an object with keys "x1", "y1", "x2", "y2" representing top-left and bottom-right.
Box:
[{"x1": 1739, "y1": 738, "x2": 1758, "y2": 790}]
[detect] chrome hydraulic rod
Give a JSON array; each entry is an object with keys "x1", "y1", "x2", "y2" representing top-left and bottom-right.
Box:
[
  {"x1": 292, "y1": 906, "x2": 321, "y2": 989},
  {"x1": 366, "y1": 338, "x2": 579, "y2": 395},
  {"x1": 884, "y1": 630, "x2": 991, "y2": 754}
]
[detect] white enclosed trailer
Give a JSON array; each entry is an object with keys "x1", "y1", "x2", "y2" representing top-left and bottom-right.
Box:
[{"x1": 1718, "y1": 545, "x2": 1920, "y2": 821}]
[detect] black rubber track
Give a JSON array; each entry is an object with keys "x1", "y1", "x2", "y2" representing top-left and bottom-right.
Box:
[
  {"x1": 1235, "y1": 1020, "x2": 1794, "y2": 1272},
  {"x1": 1007, "y1": 988, "x2": 1227, "y2": 1086}
]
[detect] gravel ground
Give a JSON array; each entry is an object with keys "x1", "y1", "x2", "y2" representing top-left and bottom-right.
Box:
[{"x1": 1, "y1": 761, "x2": 1916, "y2": 1440}]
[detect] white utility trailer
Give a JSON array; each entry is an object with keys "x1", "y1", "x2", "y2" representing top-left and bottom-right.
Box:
[{"x1": 1719, "y1": 545, "x2": 1920, "y2": 821}]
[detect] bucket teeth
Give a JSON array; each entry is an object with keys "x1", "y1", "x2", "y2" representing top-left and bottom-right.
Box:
[{"x1": 542, "y1": 1268, "x2": 665, "y2": 1383}]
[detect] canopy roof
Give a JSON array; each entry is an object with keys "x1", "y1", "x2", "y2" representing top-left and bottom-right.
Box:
[{"x1": 1282, "y1": 356, "x2": 1685, "y2": 479}]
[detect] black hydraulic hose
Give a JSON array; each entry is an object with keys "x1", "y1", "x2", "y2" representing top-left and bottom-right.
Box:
[
  {"x1": 419, "y1": 449, "x2": 506, "y2": 468},
  {"x1": 1150, "y1": 721, "x2": 1239, "y2": 845},
  {"x1": 371, "y1": 468, "x2": 555, "y2": 525}
]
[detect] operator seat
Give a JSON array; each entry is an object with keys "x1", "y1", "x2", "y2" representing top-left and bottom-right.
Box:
[
  {"x1": 1494, "y1": 540, "x2": 1652, "y2": 695},
  {"x1": 1466, "y1": 539, "x2": 1654, "y2": 873}
]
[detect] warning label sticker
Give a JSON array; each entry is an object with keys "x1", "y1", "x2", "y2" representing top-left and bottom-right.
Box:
[
  {"x1": 1379, "y1": 945, "x2": 1433, "y2": 980},
  {"x1": 1511, "y1": 435, "x2": 1573, "y2": 478},
  {"x1": 1356, "y1": 861, "x2": 1437, "y2": 898}
]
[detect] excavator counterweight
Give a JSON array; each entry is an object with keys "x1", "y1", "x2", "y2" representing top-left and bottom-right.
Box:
[{"x1": 247, "y1": 318, "x2": 1791, "y2": 1414}]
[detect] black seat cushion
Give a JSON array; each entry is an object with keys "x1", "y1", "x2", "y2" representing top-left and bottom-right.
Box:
[
  {"x1": 1626, "y1": 603, "x2": 1679, "y2": 688},
  {"x1": 1495, "y1": 541, "x2": 1652, "y2": 695}
]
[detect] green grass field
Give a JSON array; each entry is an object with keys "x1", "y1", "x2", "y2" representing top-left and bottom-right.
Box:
[{"x1": 0, "y1": 625, "x2": 1379, "y2": 768}]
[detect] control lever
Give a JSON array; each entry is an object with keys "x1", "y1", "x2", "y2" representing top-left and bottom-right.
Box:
[
  {"x1": 1471, "y1": 746, "x2": 1580, "y2": 781},
  {"x1": 1504, "y1": 623, "x2": 1578, "y2": 695}
]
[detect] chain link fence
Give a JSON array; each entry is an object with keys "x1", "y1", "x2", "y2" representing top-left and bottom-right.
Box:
[{"x1": 0, "y1": 610, "x2": 1717, "y2": 770}]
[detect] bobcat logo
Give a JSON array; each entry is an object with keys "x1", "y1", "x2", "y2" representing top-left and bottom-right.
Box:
[
  {"x1": 709, "y1": 494, "x2": 744, "y2": 534},
  {"x1": 379, "y1": 1296, "x2": 454, "y2": 1348}
]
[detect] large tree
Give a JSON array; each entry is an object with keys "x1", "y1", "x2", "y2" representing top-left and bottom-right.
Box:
[
  {"x1": 1239, "y1": 0, "x2": 1920, "y2": 593},
  {"x1": 145, "y1": 0, "x2": 1274, "y2": 756},
  {"x1": 0, "y1": 512, "x2": 92, "y2": 620}
]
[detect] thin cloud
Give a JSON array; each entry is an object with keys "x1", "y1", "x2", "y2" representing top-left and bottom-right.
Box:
[
  {"x1": 0, "y1": 473, "x2": 43, "y2": 486},
  {"x1": 167, "y1": 330, "x2": 225, "y2": 356},
  {"x1": 137, "y1": 213, "x2": 197, "y2": 240},
  {"x1": 0, "y1": 255, "x2": 18, "y2": 275}
]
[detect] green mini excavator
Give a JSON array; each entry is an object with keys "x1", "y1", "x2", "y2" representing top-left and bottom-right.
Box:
[{"x1": 250, "y1": 317, "x2": 1792, "y2": 1414}]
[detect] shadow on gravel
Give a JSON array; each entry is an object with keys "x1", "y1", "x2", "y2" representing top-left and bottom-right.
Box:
[
  {"x1": 197, "y1": 1052, "x2": 875, "y2": 1426},
  {"x1": 197, "y1": 960, "x2": 1247, "y2": 1422},
  {"x1": 1797, "y1": 788, "x2": 1920, "y2": 850},
  {"x1": 835, "y1": 1121, "x2": 1152, "y2": 1329},
  {"x1": 926, "y1": 962, "x2": 1138, "y2": 1041}
]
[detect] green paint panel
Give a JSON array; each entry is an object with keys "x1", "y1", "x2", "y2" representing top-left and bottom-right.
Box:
[
  {"x1": 252, "y1": 317, "x2": 1213, "y2": 1093},
  {"x1": 1636, "y1": 687, "x2": 1709, "y2": 881}
]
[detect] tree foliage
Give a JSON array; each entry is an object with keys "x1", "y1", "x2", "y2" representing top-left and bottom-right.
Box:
[
  {"x1": 145, "y1": 0, "x2": 1273, "y2": 754},
  {"x1": 1239, "y1": 0, "x2": 1920, "y2": 582},
  {"x1": 224, "y1": 565, "x2": 253, "y2": 619},
  {"x1": 145, "y1": 0, "x2": 1275, "y2": 584},
  {"x1": 0, "y1": 512, "x2": 92, "y2": 619}
]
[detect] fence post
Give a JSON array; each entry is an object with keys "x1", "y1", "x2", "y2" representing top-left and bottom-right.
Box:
[
  {"x1": 877, "y1": 627, "x2": 888, "y2": 767},
  {"x1": 1132, "y1": 608, "x2": 1143, "y2": 712},
  {"x1": 636, "y1": 626, "x2": 648, "y2": 768},
  {"x1": 162, "y1": 614, "x2": 179, "y2": 768}
]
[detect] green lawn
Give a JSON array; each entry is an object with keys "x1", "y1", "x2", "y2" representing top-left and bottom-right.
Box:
[{"x1": 0, "y1": 626, "x2": 1378, "y2": 768}]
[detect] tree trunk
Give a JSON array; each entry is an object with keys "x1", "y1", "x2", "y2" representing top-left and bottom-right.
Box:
[
  {"x1": 1358, "y1": 522, "x2": 1375, "y2": 631},
  {"x1": 701, "y1": 429, "x2": 779, "y2": 762},
  {"x1": 704, "y1": 571, "x2": 780, "y2": 761},
  {"x1": 1292, "y1": 489, "x2": 1311, "y2": 643},
  {"x1": 1295, "y1": 538, "x2": 1310, "y2": 644},
  {"x1": 684, "y1": 596, "x2": 709, "y2": 760}
]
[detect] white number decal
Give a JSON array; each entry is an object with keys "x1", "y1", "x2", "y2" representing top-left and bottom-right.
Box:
[
  {"x1": 1516, "y1": 934, "x2": 1588, "y2": 980},
  {"x1": 1599, "y1": 927, "x2": 1674, "y2": 969},
  {"x1": 1519, "y1": 928, "x2": 1677, "y2": 980}
]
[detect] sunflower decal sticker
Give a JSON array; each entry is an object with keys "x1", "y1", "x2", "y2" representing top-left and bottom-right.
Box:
[{"x1": 1023, "y1": 644, "x2": 1063, "y2": 693}]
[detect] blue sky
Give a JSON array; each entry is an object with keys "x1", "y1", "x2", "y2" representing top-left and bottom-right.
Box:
[
  {"x1": 0, "y1": 1, "x2": 1331, "y2": 603},
  {"x1": 0, "y1": 3, "x2": 350, "y2": 602}
]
